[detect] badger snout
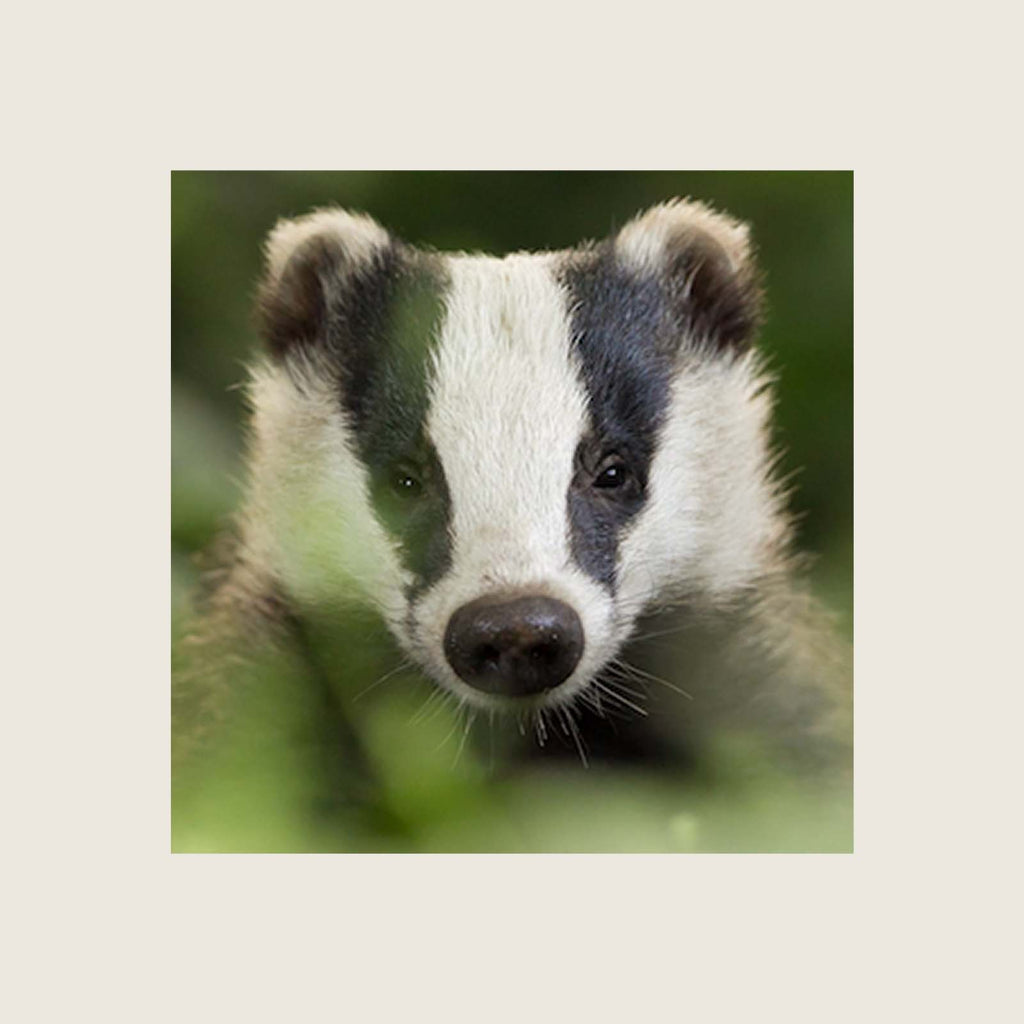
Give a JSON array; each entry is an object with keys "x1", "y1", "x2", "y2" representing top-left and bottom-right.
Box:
[{"x1": 443, "y1": 594, "x2": 584, "y2": 698}]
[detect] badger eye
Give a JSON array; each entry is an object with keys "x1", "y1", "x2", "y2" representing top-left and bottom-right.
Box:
[
  {"x1": 593, "y1": 458, "x2": 631, "y2": 490},
  {"x1": 393, "y1": 471, "x2": 422, "y2": 497}
]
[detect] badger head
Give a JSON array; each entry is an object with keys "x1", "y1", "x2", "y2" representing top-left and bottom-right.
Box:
[{"x1": 240, "y1": 200, "x2": 788, "y2": 713}]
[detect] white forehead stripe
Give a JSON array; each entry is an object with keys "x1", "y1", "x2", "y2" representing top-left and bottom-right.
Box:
[{"x1": 426, "y1": 254, "x2": 589, "y2": 582}]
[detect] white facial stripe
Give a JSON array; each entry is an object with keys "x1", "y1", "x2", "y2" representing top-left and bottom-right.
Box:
[
  {"x1": 408, "y1": 254, "x2": 622, "y2": 708},
  {"x1": 426, "y1": 254, "x2": 590, "y2": 581}
]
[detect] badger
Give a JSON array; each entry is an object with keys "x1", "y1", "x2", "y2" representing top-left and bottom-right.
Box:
[{"x1": 175, "y1": 198, "x2": 850, "y2": 791}]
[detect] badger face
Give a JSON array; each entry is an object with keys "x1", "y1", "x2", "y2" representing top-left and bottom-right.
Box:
[{"x1": 244, "y1": 201, "x2": 786, "y2": 712}]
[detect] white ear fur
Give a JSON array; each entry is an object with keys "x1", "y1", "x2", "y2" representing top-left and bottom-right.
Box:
[
  {"x1": 614, "y1": 197, "x2": 753, "y2": 277},
  {"x1": 262, "y1": 207, "x2": 391, "y2": 283}
]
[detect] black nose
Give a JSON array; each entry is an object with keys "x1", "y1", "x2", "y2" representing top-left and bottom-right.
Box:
[{"x1": 443, "y1": 595, "x2": 585, "y2": 697}]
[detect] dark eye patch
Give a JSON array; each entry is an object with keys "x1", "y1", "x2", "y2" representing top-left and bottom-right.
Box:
[
  {"x1": 568, "y1": 434, "x2": 651, "y2": 588},
  {"x1": 368, "y1": 440, "x2": 452, "y2": 594},
  {"x1": 559, "y1": 243, "x2": 677, "y2": 591}
]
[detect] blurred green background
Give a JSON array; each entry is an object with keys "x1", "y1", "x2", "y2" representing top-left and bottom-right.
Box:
[{"x1": 172, "y1": 171, "x2": 852, "y2": 852}]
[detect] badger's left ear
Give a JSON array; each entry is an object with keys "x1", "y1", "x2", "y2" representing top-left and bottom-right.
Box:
[{"x1": 614, "y1": 198, "x2": 763, "y2": 351}]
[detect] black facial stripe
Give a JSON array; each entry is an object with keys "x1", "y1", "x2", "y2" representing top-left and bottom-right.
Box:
[
  {"x1": 342, "y1": 250, "x2": 454, "y2": 592},
  {"x1": 263, "y1": 236, "x2": 454, "y2": 590},
  {"x1": 334, "y1": 247, "x2": 442, "y2": 448},
  {"x1": 559, "y1": 243, "x2": 679, "y2": 590}
]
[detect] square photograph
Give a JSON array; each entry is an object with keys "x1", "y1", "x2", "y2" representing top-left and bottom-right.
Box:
[{"x1": 171, "y1": 171, "x2": 852, "y2": 852}]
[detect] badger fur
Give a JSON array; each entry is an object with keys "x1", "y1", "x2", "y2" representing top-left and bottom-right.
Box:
[{"x1": 175, "y1": 199, "x2": 850, "y2": 784}]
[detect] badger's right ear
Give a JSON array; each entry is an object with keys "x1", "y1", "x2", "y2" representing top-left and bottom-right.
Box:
[{"x1": 257, "y1": 208, "x2": 393, "y2": 359}]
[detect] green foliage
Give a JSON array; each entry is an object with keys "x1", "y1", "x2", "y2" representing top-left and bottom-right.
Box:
[{"x1": 172, "y1": 650, "x2": 852, "y2": 852}]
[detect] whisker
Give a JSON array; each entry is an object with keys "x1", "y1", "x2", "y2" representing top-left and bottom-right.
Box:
[
  {"x1": 433, "y1": 697, "x2": 467, "y2": 752},
  {"x1": 598, "y1": 667, "x2": 646, "y2": 701},
  {"x1": 577, "y1": 687, "x2": 607, "y2": 720},
  {"x1": 578, "y1": 687, "x2": 632, "y2": 722},
  {"x1": 409, "y1": 686, "x2": 447, "y2": 724},
  {"x1": 559, "y1": 706, "x2": 589, "y2": 768},
  {"x1": 610, "y1": 657, "x2": 693, "y2": 700},
  {"x1": 627, "y1": 623, "x2": 692, "y2": 644},
  {"x1": 352, "y1": 658, "x2": 414, "y2": 702},
  {"x1": 452, "y1": 706, "x2": 476, "y2": 767},
  {"x1": 593, "y1": 679, "x2": 648, "y2": 718},
  {"x1": 534, "y1": 708, "x2": 549, "y2": 746}
]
